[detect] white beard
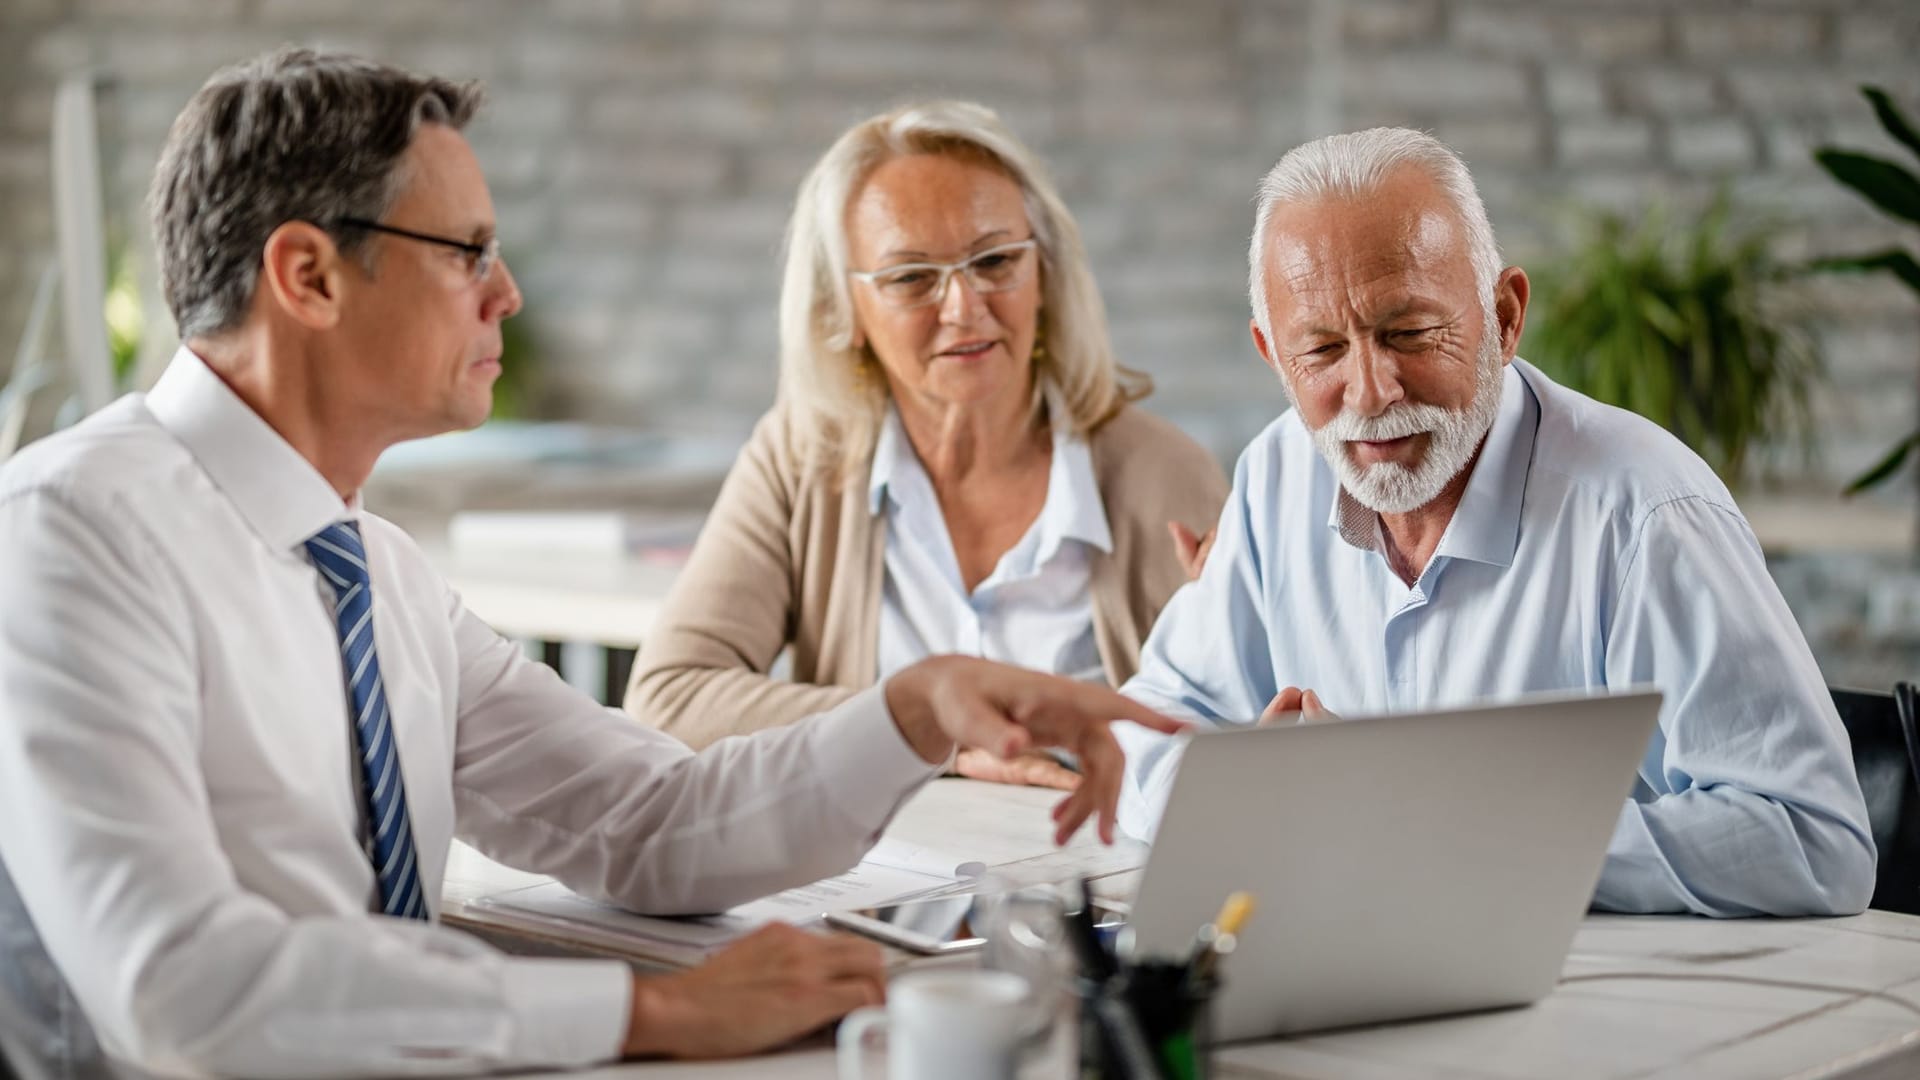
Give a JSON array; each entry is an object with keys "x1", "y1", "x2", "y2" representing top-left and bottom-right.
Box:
[{"x1": 1304, "y1": 332, "x2": 1506, "y2": 516}]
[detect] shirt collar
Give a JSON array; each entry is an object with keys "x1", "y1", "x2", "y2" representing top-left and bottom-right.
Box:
[
  {"x1": 867, "y1": 404, "x2": 911, "y2": 517},
  {"x1": 865, "y1": 383, "x2": 1113, "y2": 557},
  {"x1": 1325, "y1": 362, "x2": 1538, "y2": 569},
  {"x1": 144, "y1": 347, "x2": 352, "y2": 553},
  {"x1": 1438, "y1": 363, "x2": 1538, "y2": 567}
]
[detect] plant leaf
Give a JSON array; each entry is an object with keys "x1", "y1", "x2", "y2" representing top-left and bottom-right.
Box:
[
  {"x1": 1864, "y1": 86, "x2": 1920, "y2": 166},
  {"x1": 1636, "y1": 292, "x2": 1687, "y2": 342},
  {"x1": 1806, "y1": 249, "x2": 1920, "y2": 296},
  {"x1": 1847, "y1": 431, "x2": 1920, "y2": 495},
  {"x1": 1814, "y1": 149, "x2": 1920, "y2": 226}
]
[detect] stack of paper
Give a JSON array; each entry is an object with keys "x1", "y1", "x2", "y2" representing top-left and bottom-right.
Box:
[{"x1": 466, "y1": 836, "x2": 987, "y2": 967}]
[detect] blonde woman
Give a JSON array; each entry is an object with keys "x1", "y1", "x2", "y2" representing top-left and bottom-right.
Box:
[{"x1": 623, "y1": 101, "x2": 1228, "y2": 788}]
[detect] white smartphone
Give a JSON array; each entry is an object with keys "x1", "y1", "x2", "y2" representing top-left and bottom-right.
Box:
[
  {"x1": 824, "y1": 893, "x2": 1131, "y2": 955},
  {"x1": 825, "y1": 895, "x2": 988, "y2": 954}
]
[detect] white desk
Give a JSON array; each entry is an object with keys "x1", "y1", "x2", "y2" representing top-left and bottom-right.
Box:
[
  {"x1": 454, "y1": 780, "x2": 1920, "y2": 1080},
  {"x1": 429, "y1": 543, "x2": 680, "y2": 651}
]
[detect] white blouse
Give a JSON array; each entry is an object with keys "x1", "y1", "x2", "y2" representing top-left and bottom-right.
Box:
[{"x1": 869, "y1": 395, "x2": 1112, "y2": 685}]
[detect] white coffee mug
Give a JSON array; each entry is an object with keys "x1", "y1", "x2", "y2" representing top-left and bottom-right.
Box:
[{"x1": 837, "y1": 969, "x2": 1030, "y2": 1080}]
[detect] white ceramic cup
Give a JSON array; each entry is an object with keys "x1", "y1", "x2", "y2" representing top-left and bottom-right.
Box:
[{"x1": 837, "y1": 969, "x2": 1031, "y2": 1080}]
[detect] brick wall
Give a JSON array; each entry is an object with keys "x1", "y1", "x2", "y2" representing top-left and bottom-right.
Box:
[
  {"x1": 4, "y1": 0, "x2": 1918, "y2": 470},
  {"x1": 2, "y1": 0, "x2": 1919, "y2": 677}
]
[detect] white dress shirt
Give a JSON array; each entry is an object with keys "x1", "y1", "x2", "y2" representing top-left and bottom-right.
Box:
[
  {"x1": 1116, "y1": 360, "x2": 1874, "y2": 917},
  {"x1": 870, "y1": 396, "x2": 1111, "y2": 684},
  {"x1": 0, "y1": 349, "x2": 938, "y2": 1078}
]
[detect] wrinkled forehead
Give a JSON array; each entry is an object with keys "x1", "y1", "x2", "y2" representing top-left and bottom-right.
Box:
[{"x1": 1260, "y1": 179, "x2": 1477, "y2": 323}]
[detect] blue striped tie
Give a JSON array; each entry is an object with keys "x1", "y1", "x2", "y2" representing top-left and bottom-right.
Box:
[{"x1": 305, "y1": 521, "x2": 428, "y2": 921}]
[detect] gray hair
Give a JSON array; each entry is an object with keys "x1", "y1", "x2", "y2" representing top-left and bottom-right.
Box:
[
  {"x1": 1248, "y1": 127, "x2": 1501, "y2": 343},
  {"x1": 149, "y1": 47, "x2": 484, "y2": 340},
  {"x1": 777, "y1": 100, "x2": 1148, "y2": 479}
]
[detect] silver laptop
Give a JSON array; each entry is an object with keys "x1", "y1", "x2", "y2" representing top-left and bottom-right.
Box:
[{"x1": 1125, "y1": 688, "x2": 1662, "y2": 1041}]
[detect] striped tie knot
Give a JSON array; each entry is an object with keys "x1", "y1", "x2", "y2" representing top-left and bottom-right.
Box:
[
  {"x1": 304, "y1": 519, "x2": 428, "y2": 921},
  {"x1": 305, "y1": 520, "x2": 371, "y2": 595}
]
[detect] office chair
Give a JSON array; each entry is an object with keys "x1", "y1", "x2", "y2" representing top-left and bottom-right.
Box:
[{"x1": 1832, "y1": 684, "x2": 1920, "y2": 916}]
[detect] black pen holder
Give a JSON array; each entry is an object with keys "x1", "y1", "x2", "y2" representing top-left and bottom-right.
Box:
[{"x1": 1072, "y1": 962, "x2": 1218, "y2": 1080}]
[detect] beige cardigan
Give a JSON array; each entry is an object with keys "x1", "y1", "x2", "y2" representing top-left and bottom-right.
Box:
[{"x1": 623, "y1": 401, "x2": 1230, "y2": 749}]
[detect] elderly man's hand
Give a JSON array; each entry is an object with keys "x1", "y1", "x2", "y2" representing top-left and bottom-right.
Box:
[
  {"x1": 622, "y1": 924, "x2": 884, "y2": 1059},
  {"x1": 1258, "y1": 686, "x2": 1337, "y2": 726},
  {"x1": 885, "y1": 656, "x2": 1185, "y2": 844},
  {"x1": 1168, "y1": 521, "x2": 1216, "y2": 581}
]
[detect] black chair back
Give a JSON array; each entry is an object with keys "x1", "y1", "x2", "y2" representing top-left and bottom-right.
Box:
[{"x1": 1832, "y1": 684, "x2": 1920, "y2": 916}]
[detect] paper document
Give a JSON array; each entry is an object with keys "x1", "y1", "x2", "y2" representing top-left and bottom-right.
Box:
[
  {"x1": 474, "y1": 881, "x2": 752, "y2": 965},
  {"x1": 728, "y1": 859, "x2": 953, "y2": 923},
  {"x1": 862, "y1": 835, "x2": 989, "y2": 880},
  {"x1": 467, "y1": 835, "x2": 990, "y2": 963}
]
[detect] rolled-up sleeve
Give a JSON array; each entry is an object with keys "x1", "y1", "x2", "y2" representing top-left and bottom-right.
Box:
[{"x1": 1599, "y1": 495, "x2": 1875, "y2": 916}]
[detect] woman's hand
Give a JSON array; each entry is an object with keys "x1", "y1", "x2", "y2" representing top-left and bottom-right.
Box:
[
  {"x1": 1169, "y1": 521, "x2": 1216, "y2": 581},
  {"x1": 953, "y1": 747, "x2": 1080, "y2": 790}
]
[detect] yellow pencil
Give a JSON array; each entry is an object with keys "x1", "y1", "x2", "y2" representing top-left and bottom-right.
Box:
[
  {"x1": 1214, "y1": 891, "x2": 1256, "y2": 938},
  {"x1": 1188, "y1": 891, "x2": 1257, "y2": 983}
]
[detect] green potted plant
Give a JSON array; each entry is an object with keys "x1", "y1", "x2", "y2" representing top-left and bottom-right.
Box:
[
  {"x1": 1810, "y1": 86, "x2": 1920, "y2": 494},
  {"x1": 1521, "y1": 195, "x2": 1820, "y2": 485}
]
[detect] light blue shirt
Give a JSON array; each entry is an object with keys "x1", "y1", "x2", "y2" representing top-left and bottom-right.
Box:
[
  {"x1": 869, "y1": 396, "x2": 1111, "y2": 684},
  {"x1": 1117, "y1": 360, "x2": 1875, "y2": 917}
]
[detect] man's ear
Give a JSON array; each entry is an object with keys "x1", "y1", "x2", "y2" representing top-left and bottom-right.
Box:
[
  {"x1": 259, "y1": 221, "x2": 349, "y2": 331},
  {"x1": 1251, "y1": 318, "x2": 1282, "y2": 378},
  {"x1": 1494, "y1": 266, "x2": 1529, "y2": 361}
]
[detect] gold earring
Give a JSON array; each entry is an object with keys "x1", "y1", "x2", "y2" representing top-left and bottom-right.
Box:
[
  {"x1": 855, "y1": 343, "x2": 882, "y2": 386},
  {"x1": 1030, "y1": 324, "x2": 1050, "y2": 370}
]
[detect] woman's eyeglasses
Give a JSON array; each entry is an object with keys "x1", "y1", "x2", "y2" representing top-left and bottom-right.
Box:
[{"x1": 848, "y1": 238, "x2": 1038, "y2": 310}]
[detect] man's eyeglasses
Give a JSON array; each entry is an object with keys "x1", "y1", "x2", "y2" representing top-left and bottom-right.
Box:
[
  {"x1": 848, "y1": 238, "x2": 1038, "y2": 309},
  {"x1": 333, "y1": 218, "x2": 500, "y2": 283}
]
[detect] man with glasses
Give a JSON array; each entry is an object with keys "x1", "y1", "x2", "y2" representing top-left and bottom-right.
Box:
[{"x1": 0, "y1": 49, "x2": 1179, "y2": 1078}]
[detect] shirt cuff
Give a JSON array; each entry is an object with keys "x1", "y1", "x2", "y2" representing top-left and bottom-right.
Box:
[
  {"x1": 498, "y1": 957, "x2": 631, "y2": 1068},
  {"x1": 806, "y1": 683, "x2": 944, "y2": 831}
]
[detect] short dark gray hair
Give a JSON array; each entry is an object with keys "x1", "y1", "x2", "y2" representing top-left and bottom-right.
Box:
[{"x1": 149, "y1": 47, "x2": 484, "y2": 340}]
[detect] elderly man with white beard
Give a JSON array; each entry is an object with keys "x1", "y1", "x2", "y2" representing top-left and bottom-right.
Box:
[{"x1": 1114, "y1": 128, "x2": 1875, "y2": 918}]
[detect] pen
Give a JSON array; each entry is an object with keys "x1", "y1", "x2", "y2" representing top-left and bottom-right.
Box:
[{"x1": 1186, "y1": 890, "x2": 1255, "y2": 985}]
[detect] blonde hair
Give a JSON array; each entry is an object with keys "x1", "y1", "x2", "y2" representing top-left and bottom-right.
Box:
[{"x1": 777, "y1": 100, "x2": 1149, "y2": 478}]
